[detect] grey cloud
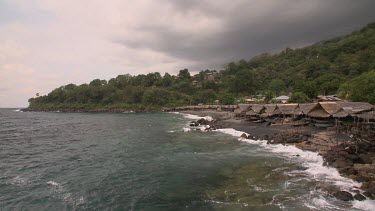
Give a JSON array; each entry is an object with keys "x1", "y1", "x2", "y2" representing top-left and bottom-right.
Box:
[{"x1": 117, "y1": 0, "x2": 375, "y2": 70}]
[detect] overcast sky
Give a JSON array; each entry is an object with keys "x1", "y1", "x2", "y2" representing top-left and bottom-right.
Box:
[{"x1": 1, "y1": 0, "x2": 375, "y2": 107}]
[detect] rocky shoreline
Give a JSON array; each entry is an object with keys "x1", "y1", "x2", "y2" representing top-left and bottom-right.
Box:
[{"x1": 182, "y1": 110, "x2": 375, "y2": 202}]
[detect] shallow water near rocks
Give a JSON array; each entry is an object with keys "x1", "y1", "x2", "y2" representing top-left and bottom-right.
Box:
[{"x1": 0, "y1": 108, "x2": 374, "y2": 210}]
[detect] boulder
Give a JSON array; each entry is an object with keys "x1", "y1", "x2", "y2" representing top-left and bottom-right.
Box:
[
  {"x1": 197, "y1": 118, "x2": 207, "y2": 125},
  {"x1": 353, "y1": 164, "x2": 375, "y2": 174},
  {"x1": 240, "y1": 133, "x2": 248, "y2": 139},
  {"x1": 359, "y1": 154, "x2": 372, "y2": 164},
  {"x1": 190, "y1": 121, "x2": 199, "y2": 127},
  {"x1": 333, "y1": 191, "x2": 354, "y2": 201},
  {"x1": 333, "y1": 159, "x2": 353, "y2": 169},
  {"x1": 354, "y1": 193, "x2": 366, "y2": 201}
]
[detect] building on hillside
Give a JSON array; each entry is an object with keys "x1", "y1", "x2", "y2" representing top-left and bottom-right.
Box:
[
  {"x1": 316, "y1": 95, "x2": 342, "y2": 102},
  {"x1": 274, "y1": 95, "x2": 289, "y2": 104}
]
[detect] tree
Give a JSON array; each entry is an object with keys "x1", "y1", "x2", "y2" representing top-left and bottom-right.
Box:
[
  {"x1": 313, "y1": 74, "x2": 347, "y2": 95},
  {"x1": 218, "y1": 92, "x2": 235, "y2": 105},
  {"x1": 289, "y1": 92, "x2": 311, "y2": 103},
  {"x1": 178, "y1": 69, "x2": 191, "y2": 80},
  {"x1": 338, "y1": 70, "x2": 375, "y2": 104},
  {"x1": 268, "y1": 79, "x2": 286, "y2": 95}
]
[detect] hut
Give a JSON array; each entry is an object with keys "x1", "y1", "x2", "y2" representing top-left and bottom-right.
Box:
[
  {"x1": 332, "y1": 108, "x2": 350, "y2": 118},
  {"x1": 293, "y1": 103, "x2": 317, "y2": 116},
  {"x1": 307, "y1": 102, "x2": 342, "y2": 118},
  {"x1": 220, "y1": 105, "x2": 237, "y2": 112},
  {"x1": 336, "y1": 102, "x2": 374, "y2": 115},
  {"x1": 356, "y1": 110, "x2": 375, "y2": 122},
  {"x1": 275, "y1": 95, "x2": 290, "y2": 104},
  {"x1": 277, "y1": 104, "x2": 298, "y2": 116},
  {"x1": 260, "y1": 104, "x2": 277, "y2": 118},
  {"x1": 234, "y1": 104, "x2": 252, "y2": 117},
  {"x1": 251, "y1": 104, "x2": 266, "y2": 115}
]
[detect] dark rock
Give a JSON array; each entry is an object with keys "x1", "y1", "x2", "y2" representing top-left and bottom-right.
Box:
[
  {"x1": 354, "y1": 193, "x2": 366, "y2": 201},
  {"x1": 301, "y1": 135, "x2": 309, "y2": 142},
  {"x1": 363, "y1": 191, "x2": 375, "y2": 200},
  {"x1": 240, "y1": 133, "x2": 248, "y2": 139},
  {"x1": 197, "y1": 118, "x2": 207, "y2": 125},
  {"x1": 333, "y1": 159, "x2": 353, "y2": 169},
  {"x1": 358, "y1": 142, "x2": 371, "y2": 151},
  {"x1": 190, "y1": 121, "x2": 199, "y2": 127},
  {"x1": 346, "y1": 154, "x2": 361, "y2": 163},
  {"x1": 333, "y1": 191, "x2": 354, "y2": 201},
  {"x1": 359, "y1": 154, "x2": 372, "y2": 164}
]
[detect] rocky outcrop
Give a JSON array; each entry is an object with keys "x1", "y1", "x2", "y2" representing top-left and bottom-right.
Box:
[{"x1": 333, "y1": 191, "x2": 354, "y2": 201}]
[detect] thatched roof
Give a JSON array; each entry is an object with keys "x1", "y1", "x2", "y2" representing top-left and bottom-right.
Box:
[
  {"x1": 333, "y1": 109, "x2": 350, "y2": 118},
  {"x1": 298, "y1": 103, "x2": 317, "y2": 115},
  {"x1": 234, "y1": 104, "x2": 251, "y2": 114},
  {"x1": 356, "y1": 110, "x2": 375, "y2": 120},
  {"x1": 260, "y1": 104, "x2": 277, "y2": 117},
  {"x1": 251, "y1": 104, "x2": 265, "y2": 114},
  {"x1": 308, "y1": 102, "x2": 341, "y2": 118},
  {"x1": 277, "y1": 104, "x2": 298, "y2": 115},
  {"x1": 246, "y1": 110, "x2": 257, "y2": 116},
  {"x1": 336, "y1": 102, "x2": 374, "y2": 114}
]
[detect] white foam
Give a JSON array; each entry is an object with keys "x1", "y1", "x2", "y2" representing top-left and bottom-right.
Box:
[
  {"x1": 182, "y1": 127, "x2": 191, "y2": 132},
  {"x1": 353, "y1": 200, "x2": 375, "y2": 211},
  {"x1": 13, "y1": 109, "x2": 22, "y2": 112},
  {"x1": 216, "y1": 127, "x2": 375, "y2": 210},
  {"x1": 9, "y1": 176, "x2": 28, "y2": 185},
  {"x1": 172, "y1": 112, "x2": 213, "y2": 122},
  {"x1": 47, "y1": 181, "x2": 61, "y2": 187}
]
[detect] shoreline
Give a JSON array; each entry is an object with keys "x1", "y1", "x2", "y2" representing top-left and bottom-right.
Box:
[
  {"x1": 16, "y1": 108, "x2": 375, "y2": 202},
  {"x1": 180, "y1": 109, "x2": 375, "y2": 203}
]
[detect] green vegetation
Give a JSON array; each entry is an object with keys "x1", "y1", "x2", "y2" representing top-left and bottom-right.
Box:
[{"x1": 28, "y1": 23, "x2": 375, "y2": 110}]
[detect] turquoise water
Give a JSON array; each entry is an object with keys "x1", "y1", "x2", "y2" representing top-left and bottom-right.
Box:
[{"x1": 0, "y1": 109, "x2": 373, "y2": 210}]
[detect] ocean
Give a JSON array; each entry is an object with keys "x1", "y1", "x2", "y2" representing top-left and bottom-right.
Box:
[{"x1": 0, "y1": 108, "x2": 374, "y2": 210}]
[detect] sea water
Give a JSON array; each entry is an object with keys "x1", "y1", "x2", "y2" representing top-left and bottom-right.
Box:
[{"x1": 0, "y1": 108, "x2": 374, "y2": 210}]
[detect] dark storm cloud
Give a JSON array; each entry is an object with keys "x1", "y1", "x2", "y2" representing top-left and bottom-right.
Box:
[{"x1": 118, "y1": 0, "x2": 375, "y2": 70}]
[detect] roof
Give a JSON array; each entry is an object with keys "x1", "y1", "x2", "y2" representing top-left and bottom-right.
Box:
[
  {"x1": 236, "y1": 104, "x2": 251, "y2": 111},
  {"x1": 264, "y1": 104, "x2": 277, "y2": 116},
  {"x1": 251, "y1": 104, "x2": 265, "y2": 114},
  {"x1": 356, "y1": 110, "x2": 375, "y2": 120},
  {"x1": 275, "y1": 95, "x2": 289, "y2": 100},
  {"x1": 245, "y1": 110, "x2": 257, "y2": 116},
  {"x1": 333, "y1": 109, "x2": 350, "y2": 118},
  {"x1": 234, "y1": 104, "x2": 251, "y2": 114},
  {"x1": 317, "y1": 95, "x2": 342, "y2": 101},
  {"x1": 336, "y1": 102, "x2": 374, "y2": 114},
  {"x1": 299, "y1": 103, "x2": 317, "y2": 114},
  {"x1": 307, "y1": 102, "x2": 342, "y2": 118},
  {"x1": 277, "y1": 104, "x2": 298, "y2": 115}
]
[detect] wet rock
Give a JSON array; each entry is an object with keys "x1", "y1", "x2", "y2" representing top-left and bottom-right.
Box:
[
  {"x1": 190, "y1": 121, "x2": 199, "y2": 127},
  {"x1": 301, "y1": 135, "x2": 309, "y2": 142},
  {"x1": 359, "y1": 154, "x2": 372, "y2": 164},
  {"x1": 333, "y1": 191, "x2": 354, "y2": 201},
  {"x1": 197, "y1": 118, "x2": 207, "y2": 125},
  {"x1": 363, "y1": 191, "x2": 375, "y2": 200},
  {"x1": 354, "y1": 193, "x2": 366, "y2": 201},
  {"x1": 353, "y1": 164, "x2": 375, "y2": 174},
  {"x1": 240, "y1": 133, "x2": 248, "y2": 139},
  {"x1": 333, "y1": 159, "x2": 353, "y2": 169}
]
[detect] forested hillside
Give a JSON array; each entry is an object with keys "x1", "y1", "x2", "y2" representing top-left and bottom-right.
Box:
[{"x1": 28, "y1": 23, "x2": 375, "y2": 111}]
